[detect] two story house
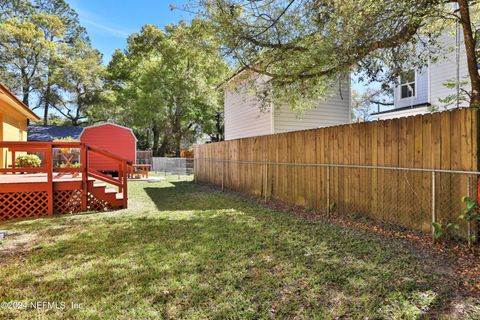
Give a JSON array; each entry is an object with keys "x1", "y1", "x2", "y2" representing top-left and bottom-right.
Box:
[
  {"x1": 372, "y1": 22, "x2": 469, "y2": 120},
  {"x1": 223, "y1": 69, "x2": 351, "y2": 140}
]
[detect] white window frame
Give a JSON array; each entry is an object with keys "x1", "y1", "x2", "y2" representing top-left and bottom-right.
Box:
[{"x1": 399, "y1": 70, "x2": 417, "y2": 100}]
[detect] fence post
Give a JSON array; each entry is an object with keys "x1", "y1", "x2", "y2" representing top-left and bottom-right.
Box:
[
  {"x1": 431, "y1": 170, "x2": 436, "y2": 240},
  {"x1": 46, "y1": 144, "x2": 54, "y2": 215},
  {"x1": 327, "y1": 165, "x2": 330, "y2": 215},
  {"x1": 122, "y1": 160, "x2": 128, "y2": 208},
  {"x1": 178, "y1": 159, "x2": 181, "y2": 180},
  {"x1": 118, "y1": 162, "x2": 123, "y2": 194},
  {"x1": 221, "y1": 159, "x2": 224, "y2": 192},
  {"x1": 80, "y1": 144, "x2": 88, "y2": 211},
  {"x1": 467, "y1": 176, "x2": 472, "y2": 246},
  {"x1": 264, "y1": 161, "x2": 268, "y2": 203},
  {"x1": 193, "y1": 157, "x2": 196, "y2": 183}
]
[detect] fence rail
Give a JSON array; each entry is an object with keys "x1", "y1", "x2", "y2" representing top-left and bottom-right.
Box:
[
  {"x1": 194, "y1": 108, "x2": 479, "y2": 239},
  {"x1": 195, "y1": 158, "x2": 479, "y2": 239}
]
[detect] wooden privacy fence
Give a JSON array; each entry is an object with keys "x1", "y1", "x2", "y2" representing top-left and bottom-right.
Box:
[
  {"x1": 136, "y1": 150, "x2": 153, "y2": 165},
  {"x1": 194, "y1": 108, "x2": 479, "y2": 238}
]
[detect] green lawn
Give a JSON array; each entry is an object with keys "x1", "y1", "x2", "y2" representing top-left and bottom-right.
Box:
[{"x1": 0, "y1": 176, "x2": 478, "y2": 319}]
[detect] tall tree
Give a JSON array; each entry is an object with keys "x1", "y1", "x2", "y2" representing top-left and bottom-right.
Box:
[
  {"x1": 52, "y1": 41, "x2": 104, "y2": 125},
  {"x1": 35, "y1": 0, "x2": 89, "y2": 124},
  {"x1": 106, "y1": 21, "x2": 228, "y2": 156},
  {"x1": 0, "y1": 0, "x2": 50, "y2": 106},
  {"x1": 457, "y1": 0, "x2": 480, "y2": 106},
  {"x1": 197, "y1": 1, "x2": 480, "y2": 107},
  {"x1": 0, "y1": 0, "x2": 90, "y2": 123}
]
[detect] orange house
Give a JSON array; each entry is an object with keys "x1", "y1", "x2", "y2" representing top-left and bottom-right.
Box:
[{"x1": 0, "y1": 83, "x2": 41, "y2": 168}]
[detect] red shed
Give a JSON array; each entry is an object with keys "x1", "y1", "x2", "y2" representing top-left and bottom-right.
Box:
[{"x1": 80, "y1": 123, "x2": 137, "y2": 172}]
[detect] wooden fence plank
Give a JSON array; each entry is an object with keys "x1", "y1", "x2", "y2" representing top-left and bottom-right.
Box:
[
  {"x1": 422, "y1": 114, "x2": 433, "y2": 232},
  {"x1": 304, "y1": 129, "x2": 317, "y2": 209},
  {"x1": 194, "y1": 108, "x2": 477, "y2": 237},
  {"x1": 398, "y1": 116, "x2": 408, "y2": 226}
]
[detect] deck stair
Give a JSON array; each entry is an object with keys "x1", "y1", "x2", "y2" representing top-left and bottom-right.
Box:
[{"x1": 87, "y1": 180, "x2": 125, "y2": 210}]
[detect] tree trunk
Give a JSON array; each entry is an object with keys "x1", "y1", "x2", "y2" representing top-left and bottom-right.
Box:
[
  {"x1": 22, "y1": 86, "x2": 29, "y2": 107},
  {"x1": 158, "y1": 137, "x2": 169, "y2": 157},
  {"x1": 458, "y1": 0, "x2": 480, "y2": 107},
  {"x1": 152, "y1": 124, "x2": 161, "y2": 156},
  {"x1": 174, "y1": 135, "x2": 181, "y2": 157},
  {"x1": 21, "y1": 68, "x2": 29, "y2": 107},
  {"x1": 43, "y1": 85, "x2": 50, "y2": 125},
  {"x1": 43, "y1": 64, "x2": 53, "y2": 125}
]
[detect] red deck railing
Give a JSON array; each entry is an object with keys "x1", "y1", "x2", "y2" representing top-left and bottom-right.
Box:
[
  {"x1": 127, "y1": 164, "x2": 150, "y2": 179},
  {"x1": 0, "y1": 141, "x2": 131, "y2": 215}
]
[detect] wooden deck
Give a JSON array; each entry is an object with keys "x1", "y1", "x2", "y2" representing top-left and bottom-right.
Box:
[
  {"x1": 0, "y1": 141, "x2": 130, "y2": 219},
  {"x1": 0, "y1": 173, "x2": 91, "y2": 184}
]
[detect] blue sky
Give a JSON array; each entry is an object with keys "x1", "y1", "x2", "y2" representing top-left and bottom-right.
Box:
[
  {"x1": 65, "y1": 0, "x2": 373, "y2": 103},
  {"x1": 67, "y1": 0, "x2": 191, "y2": 64}
]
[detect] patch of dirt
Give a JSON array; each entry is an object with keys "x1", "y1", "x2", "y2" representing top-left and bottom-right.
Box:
[
  {"x1": 0, "y1": 223, "x2": 74, "y2": 265},
  {"x1": 0, "y1": 231, "x2": 39, "y2": 265}
]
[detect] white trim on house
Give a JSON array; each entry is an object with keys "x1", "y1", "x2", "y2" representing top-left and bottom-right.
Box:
[{"x1": 374, "y1": 105, "x2": 431, "y2": 120}]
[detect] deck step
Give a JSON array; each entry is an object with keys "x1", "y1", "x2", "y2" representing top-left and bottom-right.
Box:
[
  {"x1": 87, "y1": 181, "x2": 124, "y2": 210},
  {"x1": 93, "y1": 182, "x2": 106, "y2": 187}
]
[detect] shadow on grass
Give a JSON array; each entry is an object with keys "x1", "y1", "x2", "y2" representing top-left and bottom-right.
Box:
[
  {"x1": 143, "y1": 181, "x2": 235, "y2": 212},
  {"x1": 0, "y1": 179, "x2": 470, "y2": 319}
]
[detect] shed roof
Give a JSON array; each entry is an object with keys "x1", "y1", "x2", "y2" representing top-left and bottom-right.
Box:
[
  {"x1": 80, "y1": 123, "x2": 138, "y2": 141},
  {"x1": 28, "y1": 125, "x2": 83, "y2": 142}
]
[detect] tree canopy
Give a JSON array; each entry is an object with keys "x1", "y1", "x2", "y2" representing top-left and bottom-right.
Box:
[
  {"x1": 196, "y1": 0, "x2": 480, "y2": 107},
  {"x1": 0, "y1": 1, "x2": 228, "y2": 149},
  {"x1": 3, "y1": 0, "x2": 480, "y2": 152},
  {"x1": 0, "y1": 0, "x2": 101, "y2": 124},
  {"x1": 104, "y1": 20, "x2": 228, "y2": 156}
]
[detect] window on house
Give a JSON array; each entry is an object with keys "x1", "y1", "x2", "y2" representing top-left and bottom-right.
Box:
[{"x1": 400, "y1": 70, "x2": 415, "y2": 99}]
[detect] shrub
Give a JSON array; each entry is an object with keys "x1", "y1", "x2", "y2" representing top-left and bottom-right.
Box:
[{"x1": 15, "y1": 154, "x2": 42, "y2": 168}]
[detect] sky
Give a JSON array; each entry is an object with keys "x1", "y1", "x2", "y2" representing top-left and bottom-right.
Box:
[
  {"x1": 65, "y1": 0, "x2": 379, "y2": 111},
  {"x1": 67, "y1": 0, "x2": 191, "y2": 64}
]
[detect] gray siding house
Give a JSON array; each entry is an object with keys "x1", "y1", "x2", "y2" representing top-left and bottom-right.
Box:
[
  {"x1": 373, "y1": 27, "x2": 470, "y2": 120},
  {"x1": 224, "y1": 71, "x2": 351, "y2": 140}
]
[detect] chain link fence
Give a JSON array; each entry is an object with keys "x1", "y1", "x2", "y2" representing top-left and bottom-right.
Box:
[
  {"x1": 152, "y1": 157, "x2": 194, "y2": 176},
  {"x1": 194, "y1": 159, "x2": 479, "y2": 239}
]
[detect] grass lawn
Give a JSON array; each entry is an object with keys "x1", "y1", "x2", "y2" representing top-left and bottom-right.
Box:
[{"x1": 0, "y1": 176, "x2": 479, "y2": 319}]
